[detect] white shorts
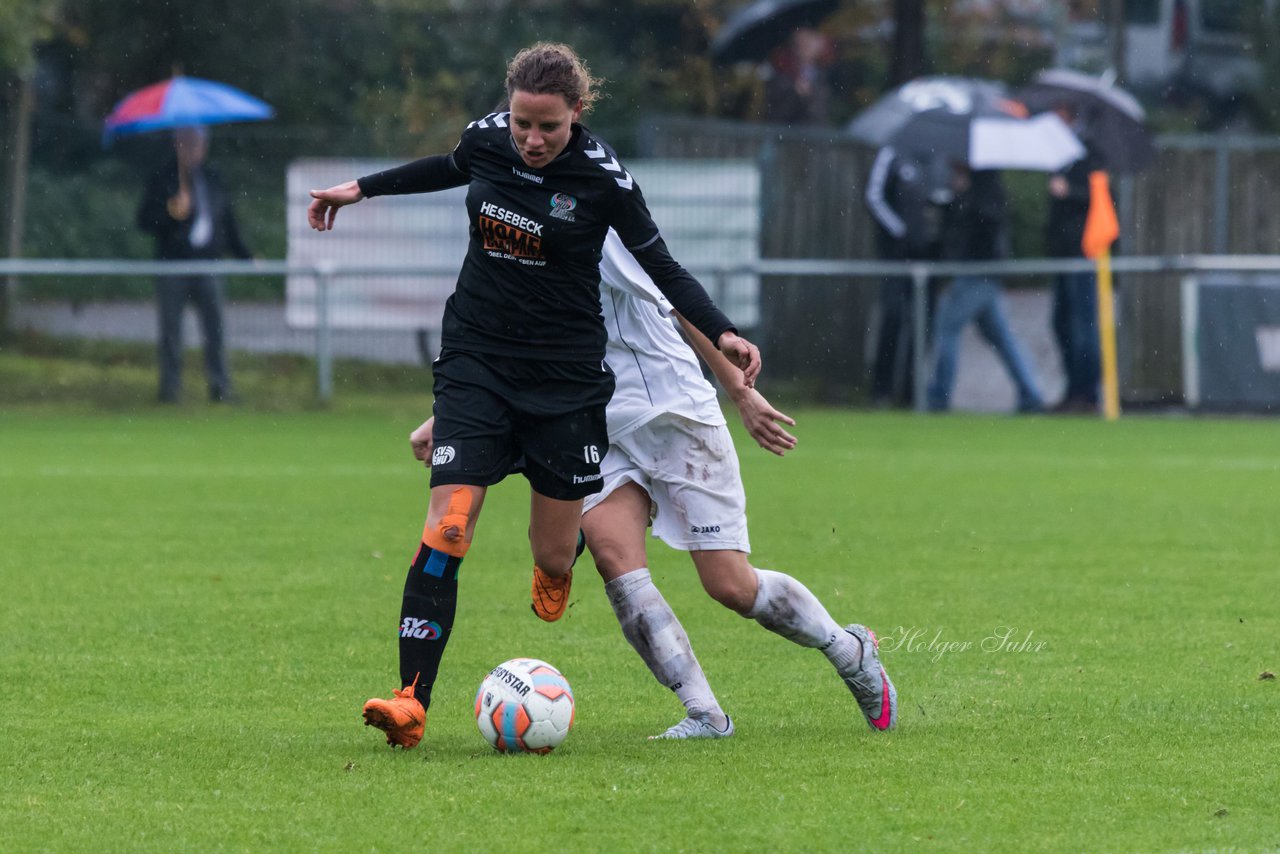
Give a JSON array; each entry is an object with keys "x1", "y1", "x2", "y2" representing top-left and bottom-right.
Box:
[{"x1": 583, "y1": 413, "x2": 750, "y2": 553}]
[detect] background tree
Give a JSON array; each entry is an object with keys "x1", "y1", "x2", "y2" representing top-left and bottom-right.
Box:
[
  {"x1": 1, "y1": 0, "x2": 63, "y2": 334},
  {"x1": 889, "y1": 0, "x2": 926, "y2": 86},
  {"x1": 1105, "y1": 0, "x2": 1126, "y2": 85}
]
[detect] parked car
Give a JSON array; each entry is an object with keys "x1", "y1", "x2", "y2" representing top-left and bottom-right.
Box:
[{"x1": 1057, "y1": 0, "x2": 1275, "y2": 109}]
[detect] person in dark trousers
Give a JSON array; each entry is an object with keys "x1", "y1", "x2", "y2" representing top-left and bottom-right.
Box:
[
  {"x1": 926, "y1": 163, "x2": 1044, "y2": 413},
  {"x1": 864, "y1": 145, "x2": 938, "y2": 407},
  {"x1": 1045, "y1": 105, "x2": 1100, "y2": 413},
  {"x1": 306, "y1": 42, "x2": 761, "y2": 751},
  {"x1": 137, "y1": 126, "x2": 252, "y2": 404}
]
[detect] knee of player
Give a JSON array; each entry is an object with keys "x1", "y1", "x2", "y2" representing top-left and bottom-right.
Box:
[
  {"x1": 693, "y1": 553, "x2": 757, "y2": 614},
  {"x1": 423, "y1": 488, "x2": 475, "y2": 557},
  {"x1": 701, "y1": 575, "x2": 754, "y2": 615},
  {"x1": 531, "y1": 542, "x2": 575, "y2": 576},
  {"x1": 587, "y1": 548, "x2": 629, "y2": 581}
]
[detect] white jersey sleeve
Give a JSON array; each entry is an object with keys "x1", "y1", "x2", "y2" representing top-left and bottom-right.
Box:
[
  {"x1": 599, "y1": 230, "x2": 725, "y2": 440},
  {"x1": 599, "y1": 230, "x2": 673, "y2": 314}
]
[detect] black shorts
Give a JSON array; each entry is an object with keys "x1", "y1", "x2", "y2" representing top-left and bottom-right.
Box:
[{"x1": 429, "y1": 349, "x2": 615, "y2": 500}]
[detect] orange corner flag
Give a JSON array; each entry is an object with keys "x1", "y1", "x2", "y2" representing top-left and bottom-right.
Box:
[{"x1": 1082, "y1": 170, "x2": 1120, "y2": 259}]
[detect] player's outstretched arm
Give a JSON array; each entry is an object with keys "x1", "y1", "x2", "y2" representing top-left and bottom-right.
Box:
[
  {"x1": 307, "y1": 180, "x2": 365, "y2": 231},
  {"x1": 410, "y1": 417, "x2": 435, "y2": 468},
  {"x1": 676, "y1": 314, "x2": 796, "y2": 456}
]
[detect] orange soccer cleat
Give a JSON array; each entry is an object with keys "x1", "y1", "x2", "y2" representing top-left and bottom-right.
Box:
[
  {"x1": 531, "y1": 566, "x2": 573, "y2": 622},
  {"x1": 530, "y1": 530, "x2": 583, "y2": 622},
  {"x1": 362, "y1": 677, "x2": 426, "y2": 749}
]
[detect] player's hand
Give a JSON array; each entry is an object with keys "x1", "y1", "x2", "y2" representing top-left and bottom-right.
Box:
[
  {"x1": 717, "y1": 331, "x2": 761, "y2": 388},
  {"x1": 307, "y1": 180, "x2": 364, "y2": 231},
  {"x1": 733, "y1": 387, "x2": 796, "y2": 456},
  {"x1": 410, "y1": 417, "x2": 435, "y2": 467}
]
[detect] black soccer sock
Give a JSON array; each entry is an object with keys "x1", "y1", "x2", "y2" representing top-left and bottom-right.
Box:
[{"x1": 397, "y1": 541, "x2": 462, "y2": 711}]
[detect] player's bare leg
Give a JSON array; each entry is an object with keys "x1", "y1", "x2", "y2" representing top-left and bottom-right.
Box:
[{"x1": 529, "y1": 492, "x2": 584, "y2": 621}]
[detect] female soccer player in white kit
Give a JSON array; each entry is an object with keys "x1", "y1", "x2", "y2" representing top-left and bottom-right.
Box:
[{"x1": 583, "y1": 230, "x2": 898, "y2": 736}]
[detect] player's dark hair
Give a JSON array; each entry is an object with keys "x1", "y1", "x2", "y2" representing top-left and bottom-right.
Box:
[{"x1": 504, "y1": 42, "x2": 602, "y2": 113}]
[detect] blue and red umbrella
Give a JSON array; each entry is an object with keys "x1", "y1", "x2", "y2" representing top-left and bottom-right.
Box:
[{"x1": 103, "y1": 76, "x2": 273, "y2": 142}]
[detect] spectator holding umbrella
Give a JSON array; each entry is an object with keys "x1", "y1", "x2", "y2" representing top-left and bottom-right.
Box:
[
  {"x1": 709, "y1": 0, "x2": 838, "y2": 125},
  {"x1": 926, "y1": 162, "x2": 1045, "y2": 414},
  {"x1": 1017, "y1": 69, "x2": 1155, "y2": 417},
  {"x1": 105, "y1": 75, "x2": 273, "y2": 404},
  {"x1": 847, "y1": 76, "x2": 1083, "y2": 413},
  {"x1": 863, "y1": 144, "x2": 939, "y2": 407},
  {"x1": 1044, "y1": 102, "x2": 1101, "y2": 414},
  {"x1": 137, "y1": 126, "x2": 252, "y2": 404},
  {"x1": 762, "y1": 28, "x2": 835, "y2": 126}
]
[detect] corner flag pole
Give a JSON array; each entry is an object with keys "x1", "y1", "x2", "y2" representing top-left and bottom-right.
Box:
[
  {"x1": 1084, "y1": 171, "x2": 1122, "y2": 420},
  {"x1": 1095, "y1": 247, "x2": 1120, "y2": 420}
]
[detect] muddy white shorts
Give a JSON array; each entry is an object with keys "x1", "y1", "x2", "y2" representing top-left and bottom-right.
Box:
[{"x1": 583, "y1": 413, "x2": 750, "y2": 553}]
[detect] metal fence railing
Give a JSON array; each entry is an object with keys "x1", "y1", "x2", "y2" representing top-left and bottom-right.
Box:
[{"x1": 4, "y1": 255, "x2": 1279, "y2": 411}]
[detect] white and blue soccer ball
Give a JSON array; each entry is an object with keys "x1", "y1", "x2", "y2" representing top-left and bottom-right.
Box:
[{"x1": 475, "y1": 658, "x2": 575, "y2": 754}]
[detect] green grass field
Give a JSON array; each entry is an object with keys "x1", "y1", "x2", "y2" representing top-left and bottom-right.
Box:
[{"x1": 3, "y1": 401, "x2": 1278, "y2": 851}]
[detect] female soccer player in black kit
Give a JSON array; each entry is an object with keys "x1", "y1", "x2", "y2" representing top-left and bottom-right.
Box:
[{"x1": 307, "y1": 42, "x2": 761, "y2": 749}]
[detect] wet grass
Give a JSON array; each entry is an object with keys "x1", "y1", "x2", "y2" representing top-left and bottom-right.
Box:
[
  {"x1": 2, "y1": 370, "x2": 1279, "y2": 850},
  {"x1": 0, "y1": 331, "x2": 431, "y2": 412}
]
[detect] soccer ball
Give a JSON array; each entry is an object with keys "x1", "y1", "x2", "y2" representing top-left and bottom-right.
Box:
[{"x1": 474, "y1": 658, "x2": 575, "y2": 754}]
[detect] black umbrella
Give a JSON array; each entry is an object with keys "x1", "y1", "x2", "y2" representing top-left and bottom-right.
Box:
[
  {"x1": 846, "y1": 75, "x2": 1083, "y2": 171},
  {"x1": 1016, "y1": 69, "x2": 1155, "y2": 173},
  {"x1": 710, "y1": 0, "x2": 839, "y2": 66},
  {"x1": 888, "y1": 109, "x2": 1084, "y2": 172},
  {"x1": 847, "y1": 76, "x2": 1015, "y2": 148}
]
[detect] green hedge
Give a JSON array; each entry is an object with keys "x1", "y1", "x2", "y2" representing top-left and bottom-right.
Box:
[{"x1": 20, "y1": 140, "x2": 288, "y2": 302}]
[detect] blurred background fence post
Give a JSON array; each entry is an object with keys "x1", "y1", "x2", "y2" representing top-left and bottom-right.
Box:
[
  {"x1": 3, "y1": 73, "x2": 36, "y2": 338},
  {"x1": 910, "y1": 264, "x2": 929, "y2": 413},
  {"x1": 1180, "y1": 272, "x2": 1201, "y2": 410},
  {"x1": 315, "y1": 261, "x2": 333, "y2": 403}
]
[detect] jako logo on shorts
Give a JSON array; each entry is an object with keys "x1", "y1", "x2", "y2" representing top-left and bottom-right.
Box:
[
  {"x1": 432, "y1": 445, "x2": 456, "y2": 466},
  {"x1": 400, "y1": 617, "x2": 442, "y2": 640}
]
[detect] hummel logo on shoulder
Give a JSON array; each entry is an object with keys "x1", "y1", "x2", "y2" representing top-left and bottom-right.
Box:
[
  {"x1": 584, "y1": 141, "x2": 634, "y2": 190},
  {"x1": 467, "y1": 112, "x2": 508, "y2": 130}
]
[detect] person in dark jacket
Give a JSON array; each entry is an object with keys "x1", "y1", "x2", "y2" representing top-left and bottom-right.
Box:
[
  {"x1": 864, "y1": 146, "x2": 940, "y2": 407},
  {"x1": 137, "y1": 127, "x2": 252, "y2": 403},
  {"x1": 1045, "y1": 104, "x2": 1100, "y2": 413},
  {"x1": 926, "y1": 162, "x2": 1044, "y2": 413}
]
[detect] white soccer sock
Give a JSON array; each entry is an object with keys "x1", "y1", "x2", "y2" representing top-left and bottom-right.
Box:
[
  {"x1": 746, "y1": 568, "x2": 863, "y2": 675},
  {"x1": 604, "y1": 568, "x2": 727, "y2": 726}
]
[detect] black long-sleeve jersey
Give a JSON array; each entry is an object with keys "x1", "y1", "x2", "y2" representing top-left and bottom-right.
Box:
[{"x1": 358, "y1": 113, "x2": 735, "y2": 362}]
